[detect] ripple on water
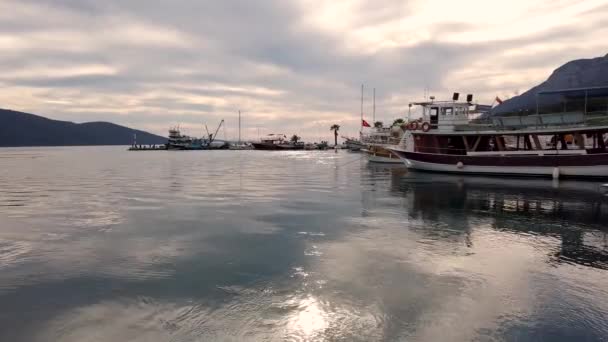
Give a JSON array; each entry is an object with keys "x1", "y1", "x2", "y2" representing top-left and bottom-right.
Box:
[
  {"x1": 1, "y1": 147, "x2": 608, "y2": 341},
  {"x1": 0, "y1": 240, "x2": 32, "y2": 269}
]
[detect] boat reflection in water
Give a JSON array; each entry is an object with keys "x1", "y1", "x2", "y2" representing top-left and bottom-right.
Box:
[{"x1": 385, "y1": 172, "x2": 608, "y2": 270}]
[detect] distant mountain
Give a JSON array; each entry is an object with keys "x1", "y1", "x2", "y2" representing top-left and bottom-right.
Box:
[
  {"x1": 492, "y1": 54, "x2": 608, "y2": 115},
  {"x1": 0, "y1": 109, "x2": 166, "y2": 147}
]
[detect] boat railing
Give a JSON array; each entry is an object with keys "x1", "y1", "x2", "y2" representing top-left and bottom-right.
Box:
[
  {"x1": 413, "y1": 144, "x2": 595, "y2": 155},
  {"x1": 362, "y1": 135, "x2": 403, "y2": 145},
  {"x1": 453, "y1": 111, "x2": 608, "y2": 132}
]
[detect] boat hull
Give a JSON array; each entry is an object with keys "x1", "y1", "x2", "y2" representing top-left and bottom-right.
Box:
[
  {"x1": 367, "y1": 154, "x2": 404, "y2": 164},
  {"x1": 389, "y1": 149, "x2": 608, "y2": 178},
  {"x1": 252, "y1": 143, "x2": 304, "y2": 150},
  {"x1": 365, "y1": 145, "x2": 404, "y2": 164},
  {"x1": 345, "y1": 140, "x2": 364, "y2": 152}
]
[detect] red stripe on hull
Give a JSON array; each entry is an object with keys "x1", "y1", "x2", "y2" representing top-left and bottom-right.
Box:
[{"x1": 392, "y1": 151, "x2": 608, "y2": 167}]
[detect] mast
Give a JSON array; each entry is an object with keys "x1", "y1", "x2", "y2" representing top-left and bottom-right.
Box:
[
  {"x1": 238, "y1": 110, "x2": 241, "y2": 144},
  {"x1": 360, "y1": 84, "x2": 364, "y2": 136},
  {"x1": 373, "y1": 88, "x2": 376, "y2": 124}
]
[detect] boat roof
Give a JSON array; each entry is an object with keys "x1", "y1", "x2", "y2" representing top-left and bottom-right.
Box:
[
  {"x1": 538, "y1": 85, "x2": 608, "y2": 98},
  {"x1": 413, "y1": 124, "x2": 608, "y2": 136},
  {"x1": 410, "y1": 101, "x2": 473, "y2": 107}
]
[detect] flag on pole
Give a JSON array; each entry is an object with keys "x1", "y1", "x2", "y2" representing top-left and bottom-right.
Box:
[
  {"x1": 362, "y1": 119, "x2": 371, "y2": 127},
  {"x1": 495, "y1": 96, "x2": 503, "y2": 105}
]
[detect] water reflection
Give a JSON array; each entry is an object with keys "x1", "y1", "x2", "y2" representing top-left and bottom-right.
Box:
[
  {"x1": 387, "y1": 173, "x2": 608, "y2": 270},
  {"x1": 284, "y1": 295, "x2": 328, "y2": 340},
  {"x1": 1, "y1": 148, "x2": 607, "y2": 341}
]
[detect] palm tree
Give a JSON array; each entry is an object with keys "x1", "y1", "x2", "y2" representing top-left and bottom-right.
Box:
[
  {"x1": 330, "y1": 124, "x2": 340, "y2": 146},
  {"x1": 290, "y1": 134, "x2": 301, "y2": 144},
  {"x1": 374, "y1": 121, "x2": 383, "y2": 128}
]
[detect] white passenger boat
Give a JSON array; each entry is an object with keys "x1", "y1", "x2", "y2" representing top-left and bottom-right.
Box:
[{"x1": 389, "y1": 88, "x2": 608, "y2": 178}]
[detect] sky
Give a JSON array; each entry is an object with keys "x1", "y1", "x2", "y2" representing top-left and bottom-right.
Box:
[{"x1": 0, "y1": 0, "x2": 607, "y2": 141}]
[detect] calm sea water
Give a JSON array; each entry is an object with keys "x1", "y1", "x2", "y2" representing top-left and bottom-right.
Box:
[{"x1": 1, "y1": 146, "x2": 607, "y2": 341}]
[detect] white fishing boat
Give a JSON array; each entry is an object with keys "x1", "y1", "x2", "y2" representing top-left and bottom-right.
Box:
[
  {"x1": 359, "y1": 88, "x2": 406, "y2": 163},
  {"x1": 343, "y1": 136, "x2": 365, "y2": 151},
  {"x1": 362, "y1": 125, "x2": 405, "y2": 164},
  {"x1": 389, "y1": 88, "x2": 608, "y2": 179}
]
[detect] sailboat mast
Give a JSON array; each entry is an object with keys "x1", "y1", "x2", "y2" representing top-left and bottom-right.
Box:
[
  {"x1": 360, "y1": 84, "x2": 364, "y2": 136},
  {"x1": 373, "y1": 88, "x2": 376, "y2": 124},
  {"x1": 238, "y1": 110, "x2": 241, "y2": 144}
]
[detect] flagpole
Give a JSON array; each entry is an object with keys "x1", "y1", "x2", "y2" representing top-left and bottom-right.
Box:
[{"x1": 360, "y1": 84, "x2": 363, "y2": 137}]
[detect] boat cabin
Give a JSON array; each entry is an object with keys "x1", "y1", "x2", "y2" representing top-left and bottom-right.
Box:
[
  {"x1": 260, "y1": 134, "x2": 287, "y2": 144},
  {"x1": 407, "y1": 88, "x2": 608, "y2": 157},
  {"x1": 410, "y1": 100, "x2": 484, "y2": 132}
]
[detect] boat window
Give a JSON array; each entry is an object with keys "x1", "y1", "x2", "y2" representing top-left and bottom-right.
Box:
[
  {"x1": 430, "y1": 107, "x2": 439, "y2": 117},
  {"x1": 442, "y1": 107, "x2": 453, "y2": 116}
]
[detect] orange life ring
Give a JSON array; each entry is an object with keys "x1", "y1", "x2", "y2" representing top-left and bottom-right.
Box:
[
  {"x1": 421, "y1": 122, "x2": 431, "y2": 132},
  {"x1": 410, "y1": 122, "x2": 419, "y2": 131}
]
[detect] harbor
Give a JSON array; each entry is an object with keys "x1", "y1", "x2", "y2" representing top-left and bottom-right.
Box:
[
  {"x1": 3, "y1": 0, "x2": 608, "y2": 340},
  {"x1": 127, "y1": 85, "x2": 608, "y2": 180},
  {"x1": 2, "y1": 146, "x2": 608, "y2": 341}
]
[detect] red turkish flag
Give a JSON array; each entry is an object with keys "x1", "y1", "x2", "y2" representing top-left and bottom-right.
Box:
[{"x1": 362, "y1": 119, "x2": 371, "y2": 127}]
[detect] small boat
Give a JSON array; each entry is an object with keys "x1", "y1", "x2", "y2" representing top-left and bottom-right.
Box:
[
  {"x1": 343, "y1": 137, "x2": 365, "y2": 151},
  {"x1": 166, "y1": 120, "x2": 230, "y2": 150},
  {"x1": 167, "y1": 127, "x2": 193, "y2": 150},
  {"x1": 389, "y1": 88, "x2": 608, "y2": 179},
  {"x1": 365, "y1": 146, "x2": 403, "y2": 163},
  {"x1": 252, "y1": 134, "x2": 305, "y2": 150},
  {"x1": 229, "y1": 143, "x2": 253, "y2": 150},
  {"x1": 362, "y1": 125, "x2": 405, "y2": 164}
]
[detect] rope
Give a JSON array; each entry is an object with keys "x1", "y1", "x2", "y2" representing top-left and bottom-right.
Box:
[{"x1": 334, "y1": 154, "x2": 363, "y2": 168}]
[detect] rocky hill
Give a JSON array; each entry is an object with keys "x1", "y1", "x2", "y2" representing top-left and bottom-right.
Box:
[{"x1": 492, "y1": 54, "x2": 608, "y2": 115}]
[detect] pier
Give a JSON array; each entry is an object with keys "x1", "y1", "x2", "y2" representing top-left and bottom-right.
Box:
[{"x1": 128, "y1": 144, "x2": 167, "y2": 151}]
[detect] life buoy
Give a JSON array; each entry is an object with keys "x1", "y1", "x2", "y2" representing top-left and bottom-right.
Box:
[
  {"x1": 421, "y1": 122, "x2": 431, "y2": 132},
  {"x1": 410, "y1": 122, "x2": 419, "y2": 131}
]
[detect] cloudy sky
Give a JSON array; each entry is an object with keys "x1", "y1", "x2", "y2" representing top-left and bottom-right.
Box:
[{"x1": 0, "y1": 0, "x2": 606, "y2": 140}]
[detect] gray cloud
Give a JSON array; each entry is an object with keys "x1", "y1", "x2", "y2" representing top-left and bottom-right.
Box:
[{"x1": 0, "y1": 0, "x2": 606, "y2": 140}]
